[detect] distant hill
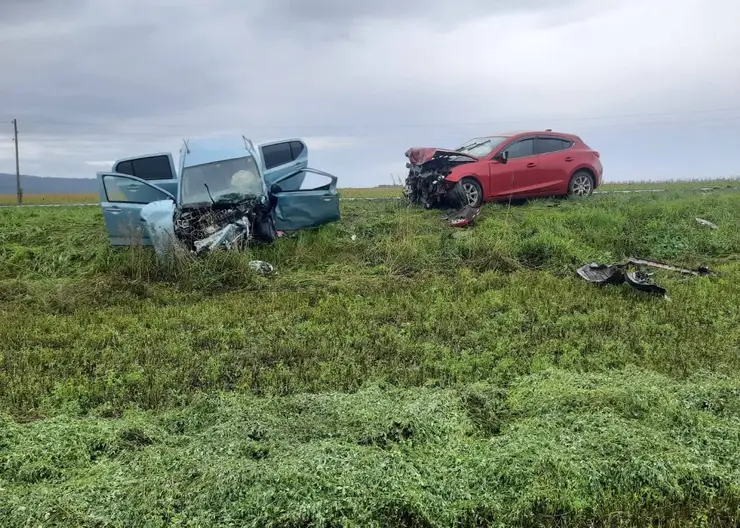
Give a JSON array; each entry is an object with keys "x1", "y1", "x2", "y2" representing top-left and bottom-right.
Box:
[{"x1": 0, "y1": 173, "x2": 97, "y2": 195}]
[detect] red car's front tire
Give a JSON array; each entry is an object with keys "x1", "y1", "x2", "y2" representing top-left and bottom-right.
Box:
[{"x1": 453, "y1": 177, "x2": 483, "y2": 208}]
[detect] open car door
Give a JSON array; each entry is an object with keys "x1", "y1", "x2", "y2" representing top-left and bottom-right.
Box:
[
  {"x1": 98, "y1": 172, "x2": 175, "y2": 246},
  {"x1": 270, "y1": 168, "x2": 340, "y2": 231},
  {"x1": 260, "y1": 139, "x2": 308, "y2": 191}
]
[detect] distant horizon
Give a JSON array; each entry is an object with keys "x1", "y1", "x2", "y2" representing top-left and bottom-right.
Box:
[{"x1": 2, "y1": 170, "x2": 740, "y2": 196}]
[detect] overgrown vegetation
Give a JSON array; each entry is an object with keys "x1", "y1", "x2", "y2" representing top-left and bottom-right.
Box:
[{"x1": 2, "y1": 187, "x2": 740, "y2": 526}]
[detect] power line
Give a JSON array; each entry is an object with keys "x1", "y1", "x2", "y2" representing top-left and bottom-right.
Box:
[
  {"x1": 3, "y1": 105, "x2": 740, "y2": 132},
  {"x1": 6, "y1": 115, "x2": 740, "y2": 143}
]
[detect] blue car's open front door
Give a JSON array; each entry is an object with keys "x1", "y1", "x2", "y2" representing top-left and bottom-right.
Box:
[
  {"x1": 98, "y1": 172, "x2": 175, "y2": 246},
  {"x1": 270, "y1": 168, "x2": 340, "y2": 232}
]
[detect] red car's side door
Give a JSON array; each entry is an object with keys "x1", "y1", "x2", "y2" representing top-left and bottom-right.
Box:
[
  {"x1": 534, "y1": 136, "x2": 577, "y2": 195},
  {"x1": 488, "y1": 137, "x2": 538, "y2": 199}
]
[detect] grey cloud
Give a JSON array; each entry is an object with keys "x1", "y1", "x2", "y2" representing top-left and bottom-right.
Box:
[
  {"x1": 2, "y1": 8, "x2": 240, "y2": 135},
  {"x1": 0, "y1": 0, "x2": 76, "y2": 25},
  {"x1": 259, "y1": 0, "x2": 568, "y2": 24}
]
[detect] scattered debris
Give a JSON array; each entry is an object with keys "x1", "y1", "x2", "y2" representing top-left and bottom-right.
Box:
[
  {"x1": 695, "y1": 217, "x2": 718, "y2": 230},
  {"x1": 577, "y1": 258, "x2": 713, "y2": 297},
  {"x1": 626, "y1": 258, "x2": 712, "y2": 277},
  {"x1": 576, "y1": 262, "x2": 625, "y2": 285},
  {"x1": 249, "y1": 260, "x2": 275, "y2": 275},
  {"x1": 447, "y1": 205, "x2": 481, "y2": 227},
  {"x1": 624, "y1": 270, "x2": 667, "y2": 296},
  {"x1": 351, "y1": 234, "x2": 357, "y2": 241}
]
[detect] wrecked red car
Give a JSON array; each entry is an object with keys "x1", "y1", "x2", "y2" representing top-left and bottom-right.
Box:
[{"x1": 403, "y1": 131, "x2": 603, "y2": 209}]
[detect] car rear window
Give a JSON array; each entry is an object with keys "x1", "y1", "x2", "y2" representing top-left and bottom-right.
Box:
[
  {"x1": 536, "y1": 138, "x2": 573, "y2": 154},
  {"x1": 114, "y1": 155, "x2": 174, "y2": 181}
]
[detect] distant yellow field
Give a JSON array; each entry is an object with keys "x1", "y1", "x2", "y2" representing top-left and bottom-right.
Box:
[
  {"x1": 339, "y1": 187, "x2": 402, "y2": 198},
  {"x1": 0, "y1": 193, "x2": 98, "y2": 205}
]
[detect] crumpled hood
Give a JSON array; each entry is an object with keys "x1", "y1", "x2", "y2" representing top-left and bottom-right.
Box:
[{"x1": 405, "y1": 148, "x2": 478, "y2": 166}]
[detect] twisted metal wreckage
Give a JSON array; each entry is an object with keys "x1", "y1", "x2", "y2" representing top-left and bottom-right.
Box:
[
  {"x1": 402, "y1": 147, "x2": 482, "y2": 227},
  {"x1": 97, "y1": 136, "x2": 341, "y2": 261},
  {"x1": 577, "y1": 258, "x2": 715, "y2": 297}
]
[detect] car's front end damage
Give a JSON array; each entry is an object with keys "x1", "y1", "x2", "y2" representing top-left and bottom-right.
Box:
[
  {"x1": 140, "y1": 152, "x2": 281, "y2": 258},
  {"x1": 403, "y1": 148, "x2": 478, "y2": 209},
  {"x1": 174, "y1": 155, "x2": 279, "y2": 254},
  {"x1": 141, "y1": 194, "x2": 277, "y2": 260},
  {"x1": 173, "y1": 193, "x2": 277, "y2": 254}
]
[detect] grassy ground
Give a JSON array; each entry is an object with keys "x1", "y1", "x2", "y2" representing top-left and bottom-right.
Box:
[{"x1": 2, "y1": 189, "x2": 740, "y2": 526}]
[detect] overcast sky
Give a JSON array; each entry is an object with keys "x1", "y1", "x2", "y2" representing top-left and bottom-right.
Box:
[{"x1": 1, "y1": 0, "x2": 740, "y2": 187}]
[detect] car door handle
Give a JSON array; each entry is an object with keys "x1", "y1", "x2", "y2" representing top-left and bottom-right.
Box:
[
  {"x1": 107, "y1": 206, "x2": 122, "y2": 214},
  {"x1": 564, "y1": 157, "x2": 574, "y2": 162},
  {"x1": 526, "y1": 162, "x2": 537, "y2": 168}
]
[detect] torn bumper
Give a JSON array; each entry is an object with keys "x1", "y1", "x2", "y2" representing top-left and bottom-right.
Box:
[
  {"x1": 193, "y1": 222, "x2": 249, "y2": 254},
  {"x1": 403, "y1": 147, "x2": 477, "y2": 209}
]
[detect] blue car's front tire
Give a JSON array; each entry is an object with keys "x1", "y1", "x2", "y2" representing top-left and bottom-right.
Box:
[{"x1": 254, "y1": 214, "x2": 278, "y2": 243}]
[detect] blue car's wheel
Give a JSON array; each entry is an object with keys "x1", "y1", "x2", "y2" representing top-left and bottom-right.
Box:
[{"x1": 254, "y1": 214, "x2": 278, "y2": 243}]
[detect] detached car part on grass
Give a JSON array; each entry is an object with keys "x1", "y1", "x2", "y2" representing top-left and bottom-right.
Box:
[
  {"x1": 577, "y1": 258, "x2": 714, "y2": 297},
  {"x1": 97, "y1": 136, "x2": 341, "y2": 258},
  {"x1": 403, "y1": 131, "x2": 603, "y2": 209}
]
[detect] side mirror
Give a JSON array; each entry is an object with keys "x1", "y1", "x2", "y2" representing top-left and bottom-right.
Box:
[
  {"x1": 270, "y1": 183, "x2": 283, "y2": 195},
  {"x1": 493, "y1": 151, "x2": 509, "y2": 164}
]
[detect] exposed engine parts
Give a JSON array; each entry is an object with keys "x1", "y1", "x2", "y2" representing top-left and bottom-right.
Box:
[
  {"x1": 403, "y1": 148, "x2": 477, "y2": 209},
  {"x1": 173, "y1": 198, "x2": 276, "y2": 255},
  {"x1": 403, "y1": 166, "x2": 453, "y2": 209}
]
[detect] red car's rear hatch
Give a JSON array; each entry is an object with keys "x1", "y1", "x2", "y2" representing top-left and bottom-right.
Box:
[{"x1": 405, "y1": 147, "x2": 478, "y2": 168}]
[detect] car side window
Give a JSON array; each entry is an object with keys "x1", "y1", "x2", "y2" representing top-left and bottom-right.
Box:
[
  {"x1": 115, "y1": 160, "x2": 134, "y2": 176},
  {"x1": 276, "y1": 172, "x2": 333, "y2": 192},
  {"x1": 103, "y1": 175, "x2": 171, "y2": 204},
  {"x1": 114, "y1": 155, "x2": 174, "y2": 181},
  {"x1": 262, "y1": 142, "x2": 293, "y2": 170},
  {"x1": 505, "y1": 139, "x2": 535, "y2": 159},
  {"x1": 536, "y1": 138, "x2": 573, "y2": 155}
]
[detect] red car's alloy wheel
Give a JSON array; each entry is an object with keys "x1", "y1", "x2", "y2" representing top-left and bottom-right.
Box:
[
  {"x1": 460, "y1": 179, "x2": 482, "y2": 207},
  {"x1": 569, "y1": 172, "x2": 594, "y2": 197}
]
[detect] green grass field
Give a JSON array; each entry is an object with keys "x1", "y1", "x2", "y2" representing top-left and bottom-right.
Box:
[{"x1": 2, "y1": 187, "x2": 740, "y2": 526}]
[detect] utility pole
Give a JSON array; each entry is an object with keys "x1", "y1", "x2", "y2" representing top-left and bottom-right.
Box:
[{"x1": 12, "y1": 119, "x2": 21, "y2": 204}]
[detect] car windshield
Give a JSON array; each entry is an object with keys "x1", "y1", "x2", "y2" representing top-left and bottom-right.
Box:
[
  {"x1": 456, "y1": 136, "x2": 508, "y2": 158},
  {"x1": 180, "y1": 156, "x2": 265, "y2": 205}
]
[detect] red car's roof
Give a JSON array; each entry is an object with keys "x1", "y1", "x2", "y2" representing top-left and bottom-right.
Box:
[{"x1": 488, "y1": 130, "x2": 576, "y2": 138}]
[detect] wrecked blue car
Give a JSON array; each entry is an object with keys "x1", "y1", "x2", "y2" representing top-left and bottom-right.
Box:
[{"x1": 97, "y1": 136, "x2": 341, "y2": 255}]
